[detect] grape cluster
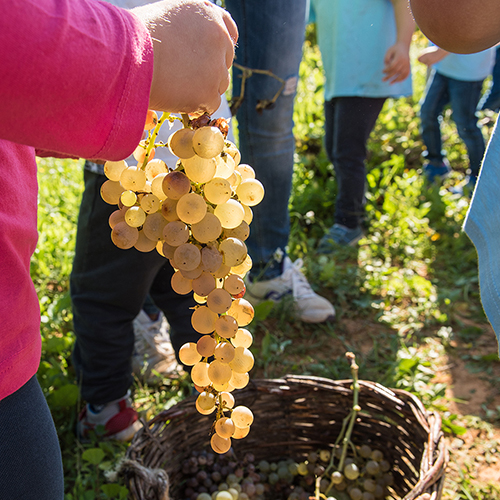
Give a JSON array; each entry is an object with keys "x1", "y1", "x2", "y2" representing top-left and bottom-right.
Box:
[
  {"x1": 101, "y1": 111, "x2": 264, "y2": 453},
  {"x1": 296, "y1": 446, "x2": 394, "y2": 500}
]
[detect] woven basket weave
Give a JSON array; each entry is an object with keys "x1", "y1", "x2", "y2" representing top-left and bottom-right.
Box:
[{"x1": 124, "y1": 375, "x2": 448, "y2": 500}]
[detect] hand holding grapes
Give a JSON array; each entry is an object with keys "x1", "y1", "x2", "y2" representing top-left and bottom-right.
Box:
[{"x1": 133, "y1": 0, "x2": 238, "y2": 115}]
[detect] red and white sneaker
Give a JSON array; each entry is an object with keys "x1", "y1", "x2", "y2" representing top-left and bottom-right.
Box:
[{"x1": 77, "y1": 393, "x2": 142, "y2": 442}]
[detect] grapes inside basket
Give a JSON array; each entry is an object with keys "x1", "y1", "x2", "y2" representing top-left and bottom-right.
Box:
[{"x1": 123, "y1": 368, "x2": 448, "y2": 500}]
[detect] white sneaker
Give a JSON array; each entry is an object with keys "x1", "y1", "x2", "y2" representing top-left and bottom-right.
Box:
[
  {"x1": 245, "y1": 257, "x2": 335, "y2": 323},
  {"x1": 132, "y1": 310, "x2": 181, "y2": 382}
]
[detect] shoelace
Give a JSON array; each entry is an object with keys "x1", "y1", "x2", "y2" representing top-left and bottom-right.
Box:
[{"x1": 283, "y1": 258, "x2": 317, "y2": 300}]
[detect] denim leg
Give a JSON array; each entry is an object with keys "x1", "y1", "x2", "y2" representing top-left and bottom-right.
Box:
[
  {"x1": 419, "y1": 70, "x2": 450, "y2": 165},
  {"x1": 225, "y1": 0, "x2": 307, "y2": 280},
  {"x1": 448, "y1": 78, "x2": 486, "y2": 177},
  {"x1": 0, "y1": 376, "x2": 64, "y2": 500},
  {"x1": 324, "y1": 97, "x2": 386, "y2": 229},
  {"x1": 70, "y1": 170, "x2": 197, "y2": 404}
]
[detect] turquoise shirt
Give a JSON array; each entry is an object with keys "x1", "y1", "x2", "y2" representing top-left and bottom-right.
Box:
[
  {"x1": 309, "y1": 0, "x2": 412, "y2": 100},
  {"x1": 434, "y1": 49, "x2": 494, "y2": 82}
]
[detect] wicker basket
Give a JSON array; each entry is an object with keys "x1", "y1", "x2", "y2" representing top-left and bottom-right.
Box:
[{"x1": 123, "y1": 375, "x2": 448, "y2": 500}]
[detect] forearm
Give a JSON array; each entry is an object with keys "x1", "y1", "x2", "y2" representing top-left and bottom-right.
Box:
[
  {"x1": 409, "y1": 0, "x2": 500, "y2": 53},
  {"x1": 0, "y1": 0, "x2": 153, "y2": 161},
  {"x1": 392, "y1": 0, "x2": 416, "y2": 49}
]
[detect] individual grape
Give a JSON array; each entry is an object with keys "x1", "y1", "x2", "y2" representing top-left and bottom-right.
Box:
[
  {"x1": 197, "y1": 493, "x2": 212, "y2": 500},
  {"x1": 144, "y1": 109, "x2": 158, "y2": 130},
  {"x1": 219, "y1": 237, "x2": 247, "y2": 267},
  {"x1": 179, "y1": 342, "x2": 202, "y2": 366},
  {"x1": 142, "y1": 212, "x2": 167, "y2": 241},
  {"x1": 108, "y1": 208, "x2": 126, "y2": 228},
  {"x1": 232, "y1": 425, "x2": 250, "y2": 440},
  {"x1": 191, "y1": 306, "x2": 218, "y2": 334},
  {"x1": 371, "y1": 450, "x2": 384, "y2": 462},
  {"x1": 191, "y1": 361, "x2": 211, "y2": 387},
  {"x1": 208, "y1": 360, "x2": 233, "y2": 386},
  {"x1": 231, "y1": 255, "x2": 253, "y2": 277},
  {"x1": 220, "y1": 391, "x2": 235, "y2": 409},
  {"x1": 120, "y1": 166, "x2": 146, "y2": 191},
  {"x1": 223, "y1": 274, "x2": 245, "y2": 296},
  {"x1": 214, "y1": 315, "x2": 238, "y2": 339},
  {"x1": 207, "y1": 288, "x2": 233, "y2": 315},
  {"x1": 235, "y1": 164, "x2": 255, "y2": 180},
  {"x1": 132, "y1": 141, "x2": 150, "y2": 164},
  {"x1": 362, "y1": 493, "x2": 375, "y2": 500},
  {"x1": 173, "y1": 243, "x2": 202, "y2": 271},
  {"x1": 151, "y1": 172, "x2": 168, "y2": 200},
  {"x1": 236, "y1": 179, "x2": 265, "y2": 207},
  {"x1": 204, "y1": 178, "x2": 232, "y2": 205},
  {"x1": 197, "y1": 391, "x2": 216, "y2": 411},
  {"x1": 359, "y1": 445, "x2": 372, "y2": 459},
  {"x1": 214, "y1": 342, "x2": 235, "y2": 363},
  {"x1": 229, "y1": 371, "x2": 249, "y2": 390},
  {"x1": 183, "y1": 155, "x2": 217, "y2": 184},
  {"x1": 215, "y1": 417, "x2": 235, "y2": 439},
  {"x1": 349, "y1": 488, "x2": 363, "y2": 500},
  {"x1": 229, "y1": 347, "x2": 254, "y2": 373},
  {"x1": 161, "y1": 198, "x2": 179, "y2": 222},
  {"x1": 163, "y1": 220, "x2": 189, "y2": 246},
  {"x1": 168, "y1": 128, "x2": 196, "y2": 159},
  {"x1": 231, "y1": 406, "x2": 253, "y2": 428},
  {"x1": 212, "y1": 262, "x2": 231, "y2": 280},
  {"x1": 363, "y1": 479, "x2": 376, "y2": 493},
  {"x1": 374, "y1": 484, "x2": 385, "y2": 499},
  {"x1": 214, "y1": 154, "x2": 236, "y2": 179},
  {"x1": 171, "y1": 271, "x2": 193, "y2": 295},
  {"x1": 365, "y1": 460, "x2": 380, "y2": 476},
  {"x1": 319, "y1": 450, "x2": 331, "y2": 462},
  {"x1": 120, "y1": 190, "x2": 137, "y2": 207},
  {"x1": 192, "y1": 126, "x2": 225, "y2": 159},
  {"x1": 214, "y1": 200, "x2": 245, "y2": 229},
  {"x1": 331, "y1": 471, "x2": 344, "y2": 484},
  {"x1": 134, "y1": 230, "x2": 157, "y2": 253},
  {"x1": 197, "y1": 335, "x2": 217, "y2": 357},
  {"x1": 242, "y1": 204, "x2": 253, "y2": 225},
  {"x1": 177, "y1": 192, "x2": 207, "y2": 225},
  {"x1": 104, "y1": 160, "x2": 127, "y2": 181},
  {"x1": 192, "y1": 213, "x2": 222, "y2": 244},
  {"x1": 111, "y1": 221, "x2": 139, "y2": 249},
  {"x1": 162, "y1": 170, "x2": 191, "y2": 200},
  {"x1": 223, "y1": 221, "x2": 250, "y2": 242},
  {"x1": 226, "y1": 298, "x2": 254, "y2": 327},
  {"x1": 201, "y1": 245, "x2": 224, "y2": 274},
  {"x1": 212, "y1": 380, "x2": 230, "y2": 393},
  {"x1": 224, "y1": 140, "x2": 241, "y2": 166},
  {"x1": 344, "y1": 463, "x2": 360, "y2": 481},
  {"x1": 101, "y1": 180, "x2": 125, "y2": 205},
  {"x1": 145, "y1": 158, "x2": 168, "y2": 181},
  {"x1": 192, "y1": 271, "x2": 217, "y2": 297},
  {"x1": 125, "y1": 206, "x2": 146, "y2": 228},
  {"x1": 196, "y1": 398, "x2": 216, "y2": 415},
  {"x1": 140, "y1": 193, "x2": 161, "y2": 213},
  {"x1": 380, "y1": 460, "x2": 391, "y2": 472},
  {"x1": 231, "y1": 328, "x2": 253, "y2": 348}
]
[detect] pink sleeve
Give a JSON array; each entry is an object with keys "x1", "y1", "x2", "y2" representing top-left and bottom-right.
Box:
[{"x1": 0, "y1": 0, "x2": 154, "y2": 161}]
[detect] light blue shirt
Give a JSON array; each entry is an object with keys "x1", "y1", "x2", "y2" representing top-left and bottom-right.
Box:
[
  {"x1": 309, "y1": 0, "x2": 412, "y2": 100},
  {"x1": 464, "y1": 117, "x2": 500, "y2": 353},
  {"x1": 435, "y1": 49, "x2": 495, "y2": 82}
]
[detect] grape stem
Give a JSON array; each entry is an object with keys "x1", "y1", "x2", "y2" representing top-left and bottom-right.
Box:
[
  {"x1": 322, "y1": 352, "x2": 360, "y2": 498},
  {"x1": 141, "y1": 112, "x2": 171, "y2": 169}
]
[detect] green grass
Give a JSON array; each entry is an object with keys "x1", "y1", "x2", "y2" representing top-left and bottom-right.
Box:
[{"x1": 33, "y1": 30, "x2": 500, "y2": 499}]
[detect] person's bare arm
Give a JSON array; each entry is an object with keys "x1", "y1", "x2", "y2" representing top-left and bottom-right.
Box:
[
  {"x1": 418, "y1": 45, "x2": 449, "y2": 66},
  {"x1": 409, "y1": 0, "x2": 500, "y2": 53},
  {"x1": 383, "y1": 0, "x2": 415, "y2": 83}
]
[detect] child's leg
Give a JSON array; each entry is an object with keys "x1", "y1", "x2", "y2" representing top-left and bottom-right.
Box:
[
  {"x1": 448, "y1": 78, "x2": 486, "y2": 177},
  {"x1": 324, "y1": 96, "x2": 386, "y2": 229},
  {"x1": 419, "y1": 70, "x2": 450, "y2": 165}
]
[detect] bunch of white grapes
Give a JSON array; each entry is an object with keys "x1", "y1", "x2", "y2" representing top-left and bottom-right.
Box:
[{"x1": 101, "y1": 110, "x2": 264, "y2": 453}]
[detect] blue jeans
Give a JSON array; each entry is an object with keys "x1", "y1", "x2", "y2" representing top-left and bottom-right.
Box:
[
  {"x1": 0, "y1": 376, "x2": 64, "y2": 499},
  {"x1": 419, "y1": 70, "x2": 486, "y2": 177},
  {"x1": 479, "y1": 46, "x2": 500, "y2": 112},
  {"x1": 225, "y1": 0, "x2": 307, "y2": 280},
  {"x1": 70, "y1": 169, "x2": 201, "y2": 405},
  {"x1": 324, "y1": 96, "x2": 386, "y2": 229}
]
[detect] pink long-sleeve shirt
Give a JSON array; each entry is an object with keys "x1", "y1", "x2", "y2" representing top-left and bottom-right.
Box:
[{"x1": 0, "y1": 0, "x2": 153, "y2": 401}]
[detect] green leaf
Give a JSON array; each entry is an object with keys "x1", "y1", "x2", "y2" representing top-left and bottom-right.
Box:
[
  {"x1": 101, "y1": 483, "x2": 129, "y2": 498},
  {"x1": 49, "y1": 383, "x2": 79, "y2": 407},
  {"x1": 82, "y1": 448, "x2": 106, "y2": 465}
]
